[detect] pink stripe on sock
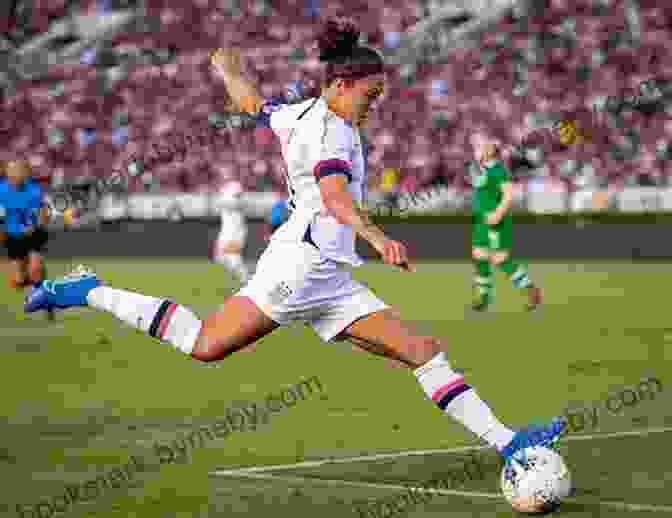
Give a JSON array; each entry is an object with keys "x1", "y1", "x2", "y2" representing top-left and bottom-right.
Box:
[
  {"x1": 432, "y1": 377, "x2": 465, "y2": 401},
  {"x1": 157, "y1": 303, "x2": 177, "y2": 339}
]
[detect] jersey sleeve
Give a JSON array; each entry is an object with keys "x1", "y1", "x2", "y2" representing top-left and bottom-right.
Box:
[
  {"x1": 314, "y1": 117, "x2": 354, "y2": 183},
  {"x1": 255, "y1": 95, "x2": 289, "y2": 130}
]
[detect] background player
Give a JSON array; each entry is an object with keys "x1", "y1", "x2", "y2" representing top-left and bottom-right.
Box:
[
  {"x1": 211, "y1": 180, "x2": 251, "y2": 284},
  {"x1": 26, "y1": 20, "x2": 564, "y2": 499},
  {"x1": 0, "y1": 159, "x2": 53, "y2": 319},
  {"x1": 470, "y1": 136, "x2": 542, "y2": 312}
]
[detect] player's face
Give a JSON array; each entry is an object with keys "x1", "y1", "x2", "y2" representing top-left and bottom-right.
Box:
[
  {"x1": 350, "y1": 74, "x2": 385, "y2": 126},
  {"x1": 475, "y1": 143, "x2": 497, "y2": 162},
  {"x1": 6, "y1": 160, "x2": 31, "y2": 186}
]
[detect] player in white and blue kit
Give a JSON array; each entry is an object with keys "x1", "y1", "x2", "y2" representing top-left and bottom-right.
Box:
[
  {"x1": 25, "y1": 19, "x2": 564, "y2": 494},
  {"x1": 212, "y1": 181, "x2": 250, "y2": 284}
]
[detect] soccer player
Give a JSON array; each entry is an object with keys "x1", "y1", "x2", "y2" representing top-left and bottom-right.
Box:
[
  {"x1": 469, "y1": 136, "x2": 542, "y2": 312},
  {"x1": 212, "y1": 181, "x2": 251, "y2": 284},
  {"x1": 0, "y1": 159, "x2": 53, "y2": 319},
  {"x1": 26, "y1": 19, "x2": 563, "y2": 499}
]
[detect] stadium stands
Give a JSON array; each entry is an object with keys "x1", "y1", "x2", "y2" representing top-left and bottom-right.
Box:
[{"x1": 1, "y1": 0, "x2": 671, "y2": 195}]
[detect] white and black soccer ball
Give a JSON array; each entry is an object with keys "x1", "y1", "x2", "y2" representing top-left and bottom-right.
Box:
[{"x1": 501, "y1": 446, "x2": 572, "y2": 514}]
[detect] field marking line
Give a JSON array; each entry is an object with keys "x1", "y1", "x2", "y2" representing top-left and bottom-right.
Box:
[
  {"x1": 211, "y1": 425, "x2": 672, "y2": 475},
  {"x1": 209, "y1": 471, "x2": 672, "y2": 513}
]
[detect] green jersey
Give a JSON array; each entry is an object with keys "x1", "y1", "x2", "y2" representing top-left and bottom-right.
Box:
[{"x1": 471, "y1": 160, "x2": 511, "y2": 217}]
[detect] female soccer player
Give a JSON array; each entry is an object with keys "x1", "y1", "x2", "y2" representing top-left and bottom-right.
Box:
[
  {"x1": 26, "y1": 18, "x2": 563, "y2": 490},
  {"x1": 469, "y1": 137, "x2": 543, "y2": 312},
  {"x1": 0, "y1": 159, "x2": 51, "y2": 307}
]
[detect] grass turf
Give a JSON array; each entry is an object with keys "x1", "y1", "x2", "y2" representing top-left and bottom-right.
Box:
[{"x1": 0, "y1": 259, "x2": 670, "y2": 517}]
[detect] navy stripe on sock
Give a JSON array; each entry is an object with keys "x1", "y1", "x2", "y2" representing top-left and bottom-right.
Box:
[
  {"x1": 437, "y1": 384, "x2": 472, "y2": 410},
  {"x1": 149, "y1": 300, "x2": 173, "y2": 338}
]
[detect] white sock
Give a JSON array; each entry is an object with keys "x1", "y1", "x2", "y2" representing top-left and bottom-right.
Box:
[
  {"x1": 86, "y1": 287, "x2": 201, "y2": 354},
  {"x1": 414, "y1": 352, "x2": 515, "y2": 450},
  {"x1": 215, "y1": 253, "x2": 250, "y2": 283}
]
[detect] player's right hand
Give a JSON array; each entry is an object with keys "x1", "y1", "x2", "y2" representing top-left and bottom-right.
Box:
[{"x1": 374, "y1": 237, "x2": 415, "y2": 272}]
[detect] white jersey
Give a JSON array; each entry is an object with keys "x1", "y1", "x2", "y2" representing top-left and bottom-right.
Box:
[
  {"x1": 237, "y1": 97, "x2": 389, "y2": 341},
  {"x1": 266, "y1": 96, "x2": 367, "y2": 266}
]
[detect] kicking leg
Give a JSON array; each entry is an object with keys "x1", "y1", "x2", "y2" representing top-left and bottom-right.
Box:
[
  {"x1": 342, "y1": 308, "x2": 515, "y2": 450},
  {"x1": 341, "y1": 308, "x2": 564, "y2": 456},
  {"x1": 471, "y1": 247, "x2": 493, "y2": 311},
  {"x1": 490, "y1": 251, "x2": 541, "y2": 311}
]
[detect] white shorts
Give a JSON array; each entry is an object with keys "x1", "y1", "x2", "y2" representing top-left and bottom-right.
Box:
[{"x1": 237, "y1": 241, "x2": 388, "y2": 342}]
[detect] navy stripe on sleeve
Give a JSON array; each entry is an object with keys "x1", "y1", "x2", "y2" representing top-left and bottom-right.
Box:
[
  {"x1": 314, "y1": 159, "x2": 353, "y2": 183},
  {"x1": 255, "y1": 95, "x2": 288, "y2": 129}
]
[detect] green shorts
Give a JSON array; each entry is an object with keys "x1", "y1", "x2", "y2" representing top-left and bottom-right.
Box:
[{"x1": 471, "y1": 215, "x2": 512, "y2": 251}]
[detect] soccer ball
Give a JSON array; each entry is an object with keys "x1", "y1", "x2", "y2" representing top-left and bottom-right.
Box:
[{"x1": 501, "y1": 446, "x2": 572, "y2": 513}]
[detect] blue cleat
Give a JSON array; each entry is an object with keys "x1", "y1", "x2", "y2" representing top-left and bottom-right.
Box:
[
  {"x1": 24, "y1": 266, "x2": 100, "y2": 313},
  {"x1": 499, "y1": 416, "x2": 567, "y2": 463}
]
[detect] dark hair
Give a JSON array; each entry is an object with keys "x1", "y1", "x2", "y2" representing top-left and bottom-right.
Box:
[{"x1": 317, "y1": 17, "x2": 384, "y2": 86}]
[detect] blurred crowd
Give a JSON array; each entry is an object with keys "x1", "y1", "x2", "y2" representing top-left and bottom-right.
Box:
[{"x1": 1, "y1": 0, "x2": 671, "y2": 199}]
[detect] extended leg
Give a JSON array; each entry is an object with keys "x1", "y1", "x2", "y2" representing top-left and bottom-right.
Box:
[{"x1": 25, "y1": 267, "x2": 278, "y2": 361}]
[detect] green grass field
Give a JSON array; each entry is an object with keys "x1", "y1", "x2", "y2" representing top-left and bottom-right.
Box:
[{"x1": 1, "y1": 259, "x2": 671, "y2": 518}]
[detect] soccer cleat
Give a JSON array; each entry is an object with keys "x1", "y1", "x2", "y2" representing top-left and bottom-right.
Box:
[
  {"x1": 471, "y1": 299, "x2": 490, "y2": 312},
  {"x1": 24, "y1": 265, "x2": 100, "y2": 313},
  {"x1": 526, "y1": 285, "x2": 542, "y2": 312},
  {"x1": 499, "y1": 416, "x2": 567, "y2": 463},
  {"x1": 471, "y1": 293, "x2": 491, "y2": 312}
]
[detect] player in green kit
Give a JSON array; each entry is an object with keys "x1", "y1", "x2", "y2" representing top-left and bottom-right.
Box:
[{"x1": 470, "y1": 138, "x2": 542, "y2": 312}]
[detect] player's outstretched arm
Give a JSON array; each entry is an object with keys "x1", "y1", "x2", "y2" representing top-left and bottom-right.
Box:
[
  {"x1": 319, "y1": 174, "x2": 414, "y2": 271},
  {"x1": 210, "y1": 48, "x2": 263, "y2": 115}
]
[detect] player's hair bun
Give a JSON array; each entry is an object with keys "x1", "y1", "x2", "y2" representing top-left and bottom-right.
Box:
[{"x1": 317, "y1": 17, "x2": 360, "y2": 63}]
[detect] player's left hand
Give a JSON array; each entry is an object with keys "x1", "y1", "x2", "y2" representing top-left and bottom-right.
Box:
[
  {"x1": 380, "y1": 238, "x2": 415, "y2": 272},
  {"x1": 486, "y1": 212, "x2": 501, "y2": 225}
]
